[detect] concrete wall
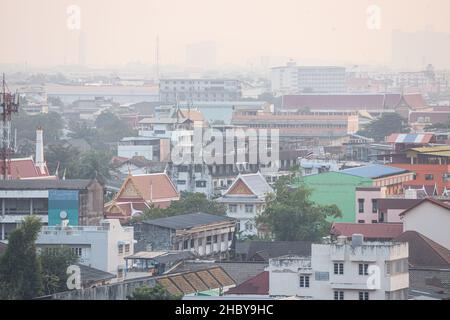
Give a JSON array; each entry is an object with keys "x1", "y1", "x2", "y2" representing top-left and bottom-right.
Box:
[
  {"x1": 134, "y1": 223, "x2": 173, "y2": 252},
  {"x1": 355, "y1": 188, "x2": 386, "y2": 223},
  {"x1": 402, "y1": 201, "x2": 450, "y2": 250},
  {"x1": 48, "y1": 277, "x2": 157, "y2": 300},
  {"x1": 301, "y1": 172, "x2": 373, "y2": 223}
]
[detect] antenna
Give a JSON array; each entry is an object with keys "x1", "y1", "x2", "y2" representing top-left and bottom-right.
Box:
[
  {"x1": 155, "y1": 35, "x2": 160, "y2": 83},
  {"x1": 0, "y1": 74, "x2": 20, "y2": 180}
]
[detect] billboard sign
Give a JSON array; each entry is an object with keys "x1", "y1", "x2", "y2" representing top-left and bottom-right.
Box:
[{"x1": 48, "y1": 190, "x2": 79, "y2": 226}]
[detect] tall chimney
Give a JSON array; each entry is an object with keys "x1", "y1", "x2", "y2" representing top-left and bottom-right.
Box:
[{"x1": 35, "y1": 127, "x2": 45, "y2": 173}]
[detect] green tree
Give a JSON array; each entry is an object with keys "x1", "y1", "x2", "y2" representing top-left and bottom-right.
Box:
[
  {"x1": 12, "y1": 111, "x2": 64, "y2": 144},
  {"x1": 95, "y1": 111, "x2": 136, "y2": 143},
  {"x1": 67, "y1": 150, "x2": 112, "y2": 184},
  {"x1": 0, "y1": 216, "x2": 43, "y2": 299},
  {"x1": 357, "y1": 113, "x2": 410, "y2": 142},
  {"x1": 257, "y1": 175, "x2": 341, "y2": 242},
  {"x1": 133, "y1": 193, "x2": 226, "y2": 222},
  {"x1": 40, "y1": 246, "x2": 78, "y2": 295},
  {"x1": 168, "y1": 192, "x2": 226, "y2": 216},
  {"x1": 127, "y1": 284, "x2": 182, "y2": 300},
  {"x1": 45, "y1": 143, "x2": 80, "y2": 178},
  {"x1": 68, "y1": 120, "x2": 100, "y2": 142}
]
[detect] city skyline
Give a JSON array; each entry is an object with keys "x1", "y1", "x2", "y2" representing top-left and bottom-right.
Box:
[{"x1": 1, "y1": 0, "x2": 450, "y2": 69}]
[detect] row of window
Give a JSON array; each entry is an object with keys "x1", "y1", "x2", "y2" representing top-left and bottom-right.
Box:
[
  {"x1": 183, "y1": 233, "x2": 233, "y2": 249},
  {"x1": 358, "y1": 199, "x2": 378, "y2": 214},
  {"x1": 118, "y1": 244, "x2": 131, "y2": 254},
  {"x1": 247, "y1": 123, "x2": 347, "y2": 129},
  {"x1": 300, "y1": 277, "x2": 371, "y2": 300},
  {"x1": 333, "y1": 263, "x2": 371, "y2": 275},
  {"x1": 228, "y1": 204, "x2": 254, "y2": 213}
]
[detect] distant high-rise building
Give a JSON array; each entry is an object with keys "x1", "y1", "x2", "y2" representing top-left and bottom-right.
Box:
[
  {"x1": 159, "y1": 78, "x2": 241, "y2": 103},
  {"x1": 392, "y1": 27, "x2": 450, "y2": 69},
  {"x1": 270, "y1": 61, "x2": 346, "y2": 95},
  {"x1": 185, "y1": 41, "x2": 217, "y2": 69},
  {"x1": 78, "y1": 31, "x2": 87, "y2": 66}
]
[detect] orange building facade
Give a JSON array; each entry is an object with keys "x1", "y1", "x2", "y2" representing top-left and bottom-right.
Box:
[{"x1": 389, "y1": 163, "x2": 450, "y2": 195}]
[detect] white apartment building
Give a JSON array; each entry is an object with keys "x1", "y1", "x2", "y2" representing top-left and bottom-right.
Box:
[
  {"x1": 36, "y1": 219, "x2": 134, "y2": 279},
  {"x1": 270, "y1": 61, "x2": 346, "y2": 95},
  {"x1": 117, "y1": 136, "x2": 161, "y2": 161},
  {"x1": 269, "y1": 235, "x2": 409, "y2": 300},
  {"x1": 159, "y1": 79, "x2": 241, "y2": 103}
]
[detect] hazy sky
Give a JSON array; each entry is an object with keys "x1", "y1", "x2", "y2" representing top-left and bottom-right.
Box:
[{"x1": 1, "y1": 0, "x2": 450, "y2": 68}]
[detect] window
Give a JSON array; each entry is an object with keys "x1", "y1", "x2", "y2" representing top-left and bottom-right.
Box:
[
  {"x1": 359, "y1": 263, "x2": 369, "y2": 275},
  {"x1": 229, "y1": 204, "x2": 237, "y2": 213},
  {"x1": 334, "y1": 263, "x2": 344, "y2": 275},
  {"x1": 425, "y1": 174, "x2": 434, "y2": 181},
  {"x1": 334, "y1": 291, "x2": 344, "y2": 300},
  {"x1": 206, "y1": 236, "x2": 212, "y2": 245},
  {"x1": 213, "y1": 235, "x2": 218, "y2": 244},
  {"x1": 198, "y1": 238, "x2": 203, "y2": 246},
  {"x1": 125, "y1": 244, "x2": 130, "y2": 253},
  {"x1": 371, "y1": 220, "x2": 378, "y2": 223},
  {"x1": 359, "y1": 291, "x2": 369, "y2": 300},
  {"x1": 299, "y1": 275, "x2": 310, "y2": 288},
  {"x1": 71, "y1": 247, "x2": 82, "y2": 257},
  {"x1": 190, "y1": 239, "x2": 194, "y2": 248},
  {"x1": 245, "y1": 205, "x2": 254, "y2": 213},
  {"x1": 228, "y1": 232, "x2": 233, "y2": 241},
  {"x1": 183, "y1": 240, "x2": 189, "y2": 250},
  {"x1": 196, "y1": 180, "x2": 206, "y2": 188},
  {"x1": 221, "y1": 234, "x2": 225, "y2": 242},
  {"x1": 177, "y1": 180, "x2": 186, "y2": 185},
  {"x1": 358, "y1": 199, "x2": 365, "y2": 213},
  {"x1": 385, "y1": 261, "x2": 391, "y2": 275},
  {"x1": 358, "y1": 220, "x2": 365, "y2": 223},
  {"x1": 118, "y1": 245, "x2": 124, "y2": 254},
  {"x1": 372, "y1": 199, "x2": 378, "y2": 213}
]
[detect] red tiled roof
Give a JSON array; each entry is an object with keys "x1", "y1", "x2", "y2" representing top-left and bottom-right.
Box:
[
  {"x1": 403, "y1": 93, "x2": 426, "y2": 110},
  {"x1": 0, "y1": 157, "x2": 51, "y2": 179},
  {"x1": 330, "y1": 222, "x2": 404, "y2": 239},
  {"x1": 395, "y1": 231, "x2": 450, "y2": 268},
  {"x1": 282, "y1": 94, "x2": 386, "y2": 110},
  {"x1": 114, "y1": 173, "x2": 179, "y2": 203},
  {"x1": 226, "y1": 271, "x2": 269, "y2": 295},
  {"x1": 129, "y1": 173, "x2": 179, "y2": 201},
  {"x1": 409, "y1": 111, "x2": 450, "y2": 123},
  {"x1": 378, "y1": 198, "x2": 421, "y2": 211},
  {"x1": 281, "y1": 93, "x2": 425, "y2": 111}
]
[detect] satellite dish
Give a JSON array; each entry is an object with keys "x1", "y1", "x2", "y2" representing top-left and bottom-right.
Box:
[{"x1": 59, "y1": 211, "x2": 68, "y2": 220}]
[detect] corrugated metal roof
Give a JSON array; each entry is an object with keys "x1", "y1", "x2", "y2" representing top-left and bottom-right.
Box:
[
  {"x1": 340, "y1": 164, "x2": 408, "y2": 179},
  {"x1": 143, "y1": 212, "x2": 235, "y2": 230},
  {"x1": 386, "y1": 133, "x2": 435, "y2": 144},
  {"x1": 0, "y1": 179, "x2": 98, "y2": 190}
]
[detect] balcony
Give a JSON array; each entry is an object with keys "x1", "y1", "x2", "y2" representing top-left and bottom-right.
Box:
[{"x1": 330, "y1": 281, "x2": 377, "y2": 291}]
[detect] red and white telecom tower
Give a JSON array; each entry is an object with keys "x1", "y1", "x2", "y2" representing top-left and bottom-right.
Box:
[{"x1": 0, "y1": 74, "x2": 20, "y2": 180}]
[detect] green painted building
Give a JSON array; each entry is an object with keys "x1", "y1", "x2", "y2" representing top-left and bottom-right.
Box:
[{"x1": 296, "y1": 172, "x2": 373, "y2": 223}]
